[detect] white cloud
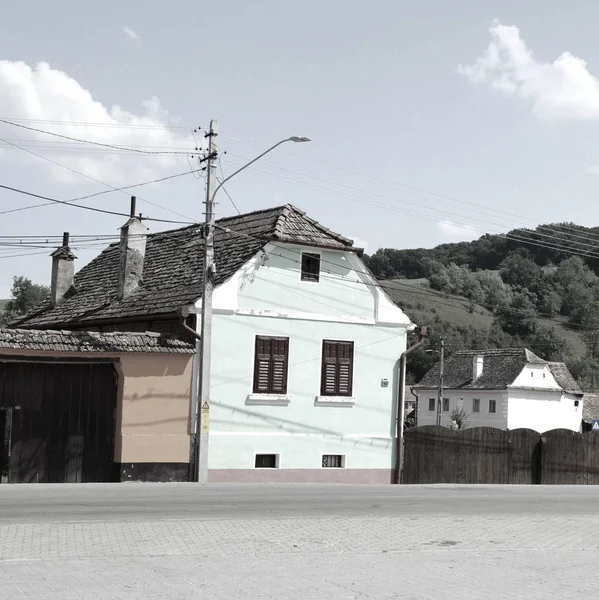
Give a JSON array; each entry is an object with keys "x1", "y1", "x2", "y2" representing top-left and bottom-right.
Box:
[
  {"x1": 0, "y1": 60, "x2": 197, "y2": 183},
  {"x1": 350, "y1": 236, "x2": 369, "y2": 252},
  {"x1": 123, "y1": 26, "x2": 141, "y2": 42},
  {"x1": 436, "y1": 221, "x2": 480, "y2": 240},
  {"x1": 458, "y1": 21, "x2": 599, "y2": 120}
]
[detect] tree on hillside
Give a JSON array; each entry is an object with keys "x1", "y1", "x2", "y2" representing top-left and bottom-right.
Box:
[
  {"x1": 495, "y1": 292, "x2": 537, "y2": 336},
  {"x1": 0, "y1": 276, "x2": 49, "y2": 325},
  {"x1": 528, "y1": 326, "x2": 567, "y2": 362},
  {"x1": 499, "y1": 251, "x2": 541, "y2": 290},
  {"x1": 555, "y1": 256, "x2": 597, "y2": 290},
  {"x1": 473, "y1": 271, "x2": 512, "y2": 308},
  {"x1": 561, "y1": 283, "x2": 593, "y2": 318}
]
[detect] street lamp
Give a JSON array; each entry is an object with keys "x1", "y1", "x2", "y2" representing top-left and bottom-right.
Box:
[
  {"x1": 193, "y1": 121, "x2": 311, "y2": 484},
  {"x1": 212, "y1": 135, "x2": 311, "y2": 200}
]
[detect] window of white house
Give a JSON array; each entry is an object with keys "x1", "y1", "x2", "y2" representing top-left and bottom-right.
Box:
[
  {"x1": 489, "y1": 400, "x2": 497, "y2": 414},
  {"x1": 301, "y1": 252, "x2": 320, "y2": 282},
  {"x1": 320, "y1": 340, "x2": 354, "y2": 396},
  {"x1": 429, "y1": 398, "x2": 435, "y2": 411},
  {"x1": 473, "y1": 399, "x2": 480, "y2": 413},
  {"x1": 253, "y1": 336, "x2": 289, "y2": 394},
  {"x1": 443, "y1": 398, "x2": 449, "y2": 412},
  {"x1": 322, "y1": 455, "x2": 345, "y2": 468},
  {"x1": 255, "y1": 454, "x2": 279, "y2": 468}
]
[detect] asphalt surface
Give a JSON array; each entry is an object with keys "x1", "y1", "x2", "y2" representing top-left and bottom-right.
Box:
[{"x1": 2, "y1": 482, "x2": 599, "y2": 523}]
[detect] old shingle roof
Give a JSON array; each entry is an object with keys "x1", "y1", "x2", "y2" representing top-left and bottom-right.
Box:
[
  {"x1": 547, "y1": 362, "x2": 583, "y2": 395},
  {"x1": 583, "y1": 393, "x2": 599, "y2": 423},
  {"x1": 0, "y1": 328, "x2": 194, "y2": 354},
  {"x1": 413, "y1": 348, "x2": 580, "y2": 392},
  {"x1": 14, "y1": 204, "x2": 354, "y2": 329}
]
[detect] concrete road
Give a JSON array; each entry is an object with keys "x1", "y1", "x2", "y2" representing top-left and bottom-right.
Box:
[{"x1": 2, "y1": 484, "x2": 599, "y2": 599}]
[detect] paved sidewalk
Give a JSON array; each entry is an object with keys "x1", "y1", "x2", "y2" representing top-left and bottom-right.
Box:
[{"x1": 1, "y1": 485, "x2": 598, "y2": 599}]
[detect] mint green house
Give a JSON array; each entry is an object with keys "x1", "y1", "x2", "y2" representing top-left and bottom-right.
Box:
[{"x1": 195, "y1": 206, "x2": 413, "y2": 482}]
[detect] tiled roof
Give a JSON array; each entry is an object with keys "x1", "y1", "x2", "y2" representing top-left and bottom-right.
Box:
[
  {"x1": 413, "y1": 348, "x2": 577, "y2": 391},
  {"x1": 547, "y1": 362, "x2": 583, "y2": 395},
  {"x1": 583, "y1": 393, "x2": 599, "y2": 423},
  {"x1": 14, "y1": 204, "x2": 354, "y2": 329},
  {"x1": 0, "y1": 328, "x2": 194, "y2": 354}
]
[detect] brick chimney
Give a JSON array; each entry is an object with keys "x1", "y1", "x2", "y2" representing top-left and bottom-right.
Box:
[
  {"x1": 473, "y1": 354, "x2": 484, "y2": 380},
  {"x1": 117, "y1": 197, "x2": 148, "y2": 300},
  {"x1": 50, "y1": 232, "x2": 76, "y2": 306}
]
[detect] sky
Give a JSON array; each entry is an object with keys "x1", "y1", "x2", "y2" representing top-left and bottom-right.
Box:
[{"x1": 1, "y1": 0, "x2": 599, "y2": 298}]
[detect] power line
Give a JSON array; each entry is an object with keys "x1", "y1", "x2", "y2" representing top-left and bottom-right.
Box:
[
  {"x1": 223, "y1": 130, "x2": 599, "y2": 247},
  {"x1": 217, "y1": 161, "x2": 240, "y2": 215},
  {"x1": 215, "y1": 223, "x2": 599, "y2": 333},
  {"x1": 0, "y1": 116, "x2": 193, "y2": 131},
  {"x1": 0, "y1": 168, "x2": 201, "y2": 218},
  {"x1": 224, "y1": 153, "x2": 599, "y2": 253},
  {"x1": 0, "y1": 119, "x2": 194, "y2": 155},
  {"x1": 0, "y1": 135, "x2": 202, "y2": 221},
  {"x1": 222, "y1": 156, "x2": 599, "y2": 262},
  {"x1": 0, "y1": 183, "x2": 191, "y2": 224}
]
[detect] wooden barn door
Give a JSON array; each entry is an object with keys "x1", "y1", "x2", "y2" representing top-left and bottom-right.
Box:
[{"x1": 0, "y1": 359, "x2": 118, "y2": 483}]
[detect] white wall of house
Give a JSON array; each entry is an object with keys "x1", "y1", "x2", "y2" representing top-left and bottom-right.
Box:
[
  {"x1": 414, "y1": 390, "x2": 508, "y2": 429},
  {"x1": 507, "y1": 391, "x2": 582, "y2": 432},
  {"x1": 511, "y1": 363, "x2": 561, "y2": 390},
  {"x1": 200, "y1": 243, "x2": 411, "y2": 483},
  {"x1": 507, "y1": 364, "x2": 582, "y2": 432}
]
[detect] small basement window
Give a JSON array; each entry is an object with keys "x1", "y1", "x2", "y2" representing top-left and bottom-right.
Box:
[
  {"x1": 301, "y1": 252, "x2": 320, "y2": 282},
  {"x1": 255, "y1": 454, "x2": 279, "y2": 468},
  {"x1": 322, "y1": 454, "x2": 345, "y2": 468}
]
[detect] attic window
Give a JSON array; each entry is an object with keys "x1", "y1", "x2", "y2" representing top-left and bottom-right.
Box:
[{"x1": 301, "y1": 252, "x2": 320, "y2": 282}]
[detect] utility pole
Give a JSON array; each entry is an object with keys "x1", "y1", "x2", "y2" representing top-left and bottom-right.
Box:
[
  {"x1": 436, "y1": 338, "x2": 445, "y2": 426},
  {"x1": 195, "y1": 118, "x2": 218, "y2": 484}
]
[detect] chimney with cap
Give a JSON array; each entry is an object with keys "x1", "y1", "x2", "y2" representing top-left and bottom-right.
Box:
[
  {"x1": 473, "y1": 354, "x2": 484, "y2": 380},
  {"x1": 117, "y1": 196, "x2": 148, "y2": 300},
  {"x1": 50, "y1": 232, "x2": 76, "y2": 306}
]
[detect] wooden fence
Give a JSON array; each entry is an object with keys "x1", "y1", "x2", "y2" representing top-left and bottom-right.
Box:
[
  {"x1": 541, "y1": 429, "x2": 599, "y2": 484},
  {"x1": 402, "y1": 426, "x2": 599, "y2": 485}
]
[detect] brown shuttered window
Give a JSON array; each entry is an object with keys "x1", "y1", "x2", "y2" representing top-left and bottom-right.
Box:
[
  {"x1": 320, "y1": 340, "x2": 354, "y2": 397},
  {"x1": 253, "y1": 336, "x2": 289, "y2": 394}
]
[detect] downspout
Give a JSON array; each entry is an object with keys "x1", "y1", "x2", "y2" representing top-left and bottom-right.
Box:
[
  {"x1": 394, "y1": 325, "x2": 428, "y2": 484},
  {"x1": 179, "y1": 306, "x2": 201, "y2": 482}
]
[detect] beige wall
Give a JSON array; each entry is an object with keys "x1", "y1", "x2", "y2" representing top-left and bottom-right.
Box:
[
  {"x1": 0, "y1": 348, "x2": 193, "y2": 464},
  {"x1": 115, "y1": 353, "x2": 192, "y2": 463}
]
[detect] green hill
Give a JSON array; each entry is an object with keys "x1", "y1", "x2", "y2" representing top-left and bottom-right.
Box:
[{"x1": 383, "y1": 277, "x2": 586, "y2": 356}]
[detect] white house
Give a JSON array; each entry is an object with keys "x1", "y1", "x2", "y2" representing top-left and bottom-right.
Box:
[
  {"x1": 412, "y1": 348, "x2": 583, "y2": 433},
  {"x1": 16, "y1": 204, "x2": 413, "y2": 483}
]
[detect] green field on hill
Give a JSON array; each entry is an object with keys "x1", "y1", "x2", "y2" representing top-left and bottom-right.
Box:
[{"x1": 383, "y1": 277, "x2": 586, "y2": 356}]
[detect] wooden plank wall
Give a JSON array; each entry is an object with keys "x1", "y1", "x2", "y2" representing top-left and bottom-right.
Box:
[
  {"x1": 541, "y1": 429, "x2": 599, "y2": 484},
  {"x1": 402, "y1": 426, "x2": 541, "y2": 484}
]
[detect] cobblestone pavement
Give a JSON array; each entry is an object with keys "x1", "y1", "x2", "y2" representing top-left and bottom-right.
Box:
[{"x1": 1, "y1": 486, "x2": 598, "y2": 599}]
